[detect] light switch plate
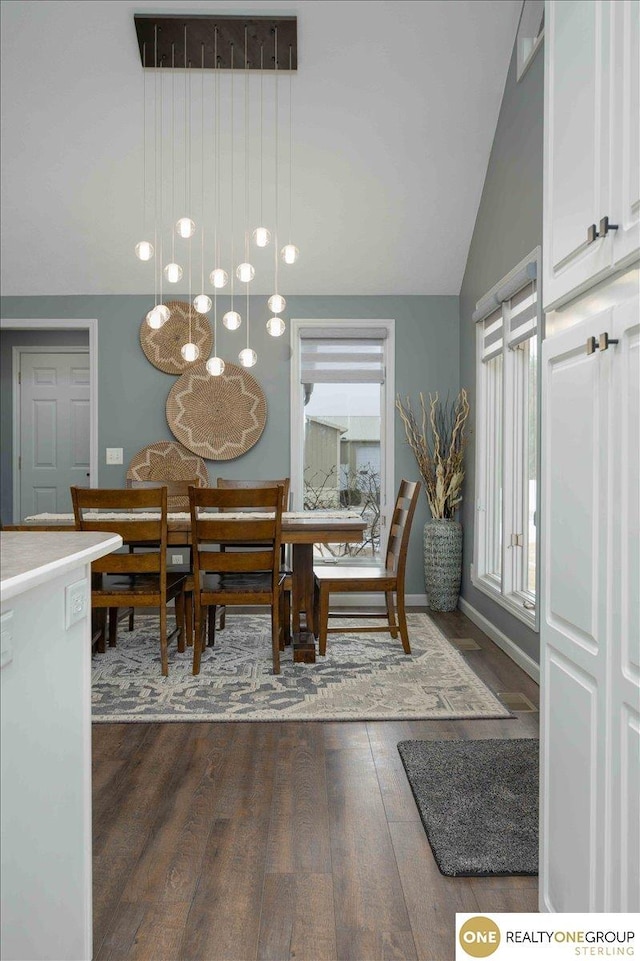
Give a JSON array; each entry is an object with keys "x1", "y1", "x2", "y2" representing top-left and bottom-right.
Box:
[
  {"x1": 106, "y1": 447, "x2": 123, "y2": 465},
  {"x1": 65, "y1": 579, "x2": 88, "y2": 629}
]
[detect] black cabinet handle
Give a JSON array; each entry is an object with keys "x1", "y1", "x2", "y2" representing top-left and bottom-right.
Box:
[
  {"x1": 599, "y1": 216, "x2": 619, "y2": 236},
  {"x1": 598, "y1": 332, "x2": 619, "y2": 351}
]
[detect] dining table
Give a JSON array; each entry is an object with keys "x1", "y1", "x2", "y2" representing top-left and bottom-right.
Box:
[{"x1": 22, "y1": 510, "x2": 367, "y2": 633}]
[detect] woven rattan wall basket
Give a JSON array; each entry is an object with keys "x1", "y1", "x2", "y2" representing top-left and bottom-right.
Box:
[
  {"x1": 139, "y1": 301, "x2": 213, "y2": 374},
  {"x1": 127, "y1": 441, "x2": 209, "y2": 508},
  {"x1": 166, "y1": 361, "x2": 267, "y2": 460}
]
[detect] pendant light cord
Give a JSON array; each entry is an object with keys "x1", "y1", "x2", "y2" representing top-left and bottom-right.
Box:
[
  {"x1": 230, "y1": 39, "x2": 235, "y2": 307},
  {"x1": 274, "y1": 26, "x2": 279, "y2": 296},
  {"x1": 260, "y1": 43, "x2": 264, "y2": 228},
  {"x1": 171, "y1": 43, "x2": 176, "y2": 263},
  {"x1": 200, "y1": 43, "x2": 205, "y2": 297},
  {"x1": 159, "y1": 57, "x2": 164, "y2": 306},
  {"x1": 288, "y1": 44, "x2": 293, "y2": 245},
  {"x1": 244, "y1": 25, "x2": 250, "y2": 263},
  {"x1": 142, "y1": 43, "x2": 147, "y2": 240}
]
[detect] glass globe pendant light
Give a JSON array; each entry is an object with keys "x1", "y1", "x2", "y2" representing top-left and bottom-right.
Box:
[
  {"x1": 223, "y1": 310, "x2": 242, "y2": 330},
  {"x1": 253, "y1": 226, "x2": 270, "y2": 248},
  {"x1": 266, "y1": 316, "x2": 286, "y2": 337},
  {"x1": 236, "y1": 262, "x2": 255, "y2": 283},
  {"x1": 146, "y1": 304, "x2": 169, "y2": 329},
  {"x1": 209, "y1": 267, "x2": 229, "y2": 288},
  {"x1": 193, "y1": 293, "x2": 212, "y2": 314},
  {"x1": 267, "y1": 293, "x2": 286, "y2": 314},
  {"x1": 239, "y1": 348, "x2": 257, "y2": 367},
  {"x1": 281, "y1": 243, "x2": 299, "y2": 265},
  {"x1": 136, "y1": 240, "x2": 154, "y2": 261},
  {"x1": 206, "y1": 355, "x2": 225, "y2": 376},
  {"x1": 181, "y1": 341, "x2": 200, "y2": 362},
  {"x1": 176, "y1": 217, "x2": 195, "y2": 238},
  {"x1": 164, "y1": 261, "x2": 183, "y2": 283}
]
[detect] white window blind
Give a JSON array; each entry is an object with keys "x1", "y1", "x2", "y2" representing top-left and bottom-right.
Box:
[
  {"x1": 299, "y1": 327, "x2": 387, "y2": 383},
  {"x1": 506, "y1": 279, "x2": 538, "y2": 347},
  {"x1": 481, "y1": 307, "x2": 504, "y2": 362}
]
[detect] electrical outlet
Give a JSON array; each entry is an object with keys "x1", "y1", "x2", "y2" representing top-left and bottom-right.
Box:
[
  {"x1": 105, "y1": 447, "x2": 123, "y2": 465},
  {"x1": 171, "y1": 554, "x2": 184, "y2": 565},
  {"x1": 65, "y1": 579, "x2": 88, "y2": 628}
]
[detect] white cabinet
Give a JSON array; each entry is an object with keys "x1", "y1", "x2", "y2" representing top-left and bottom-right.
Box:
[
  {"x1": 543, "y1": 0, "x2": 640, "y2": 310},
  {"x1": 0, "y1": 532, "x2": 121, "y2": 961},
  {"x1": 540, "y1": 293, "x2": 640, "y2": 911}
]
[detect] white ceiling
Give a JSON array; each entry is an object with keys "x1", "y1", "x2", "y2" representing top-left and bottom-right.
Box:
[{"x1": 0, "y1": 0, "x2": 521, "y2": 297}]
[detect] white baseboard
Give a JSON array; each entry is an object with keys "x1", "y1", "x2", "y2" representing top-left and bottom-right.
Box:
[{"x1": 458, "y1": 597, "x2": 540, "y2": 683}]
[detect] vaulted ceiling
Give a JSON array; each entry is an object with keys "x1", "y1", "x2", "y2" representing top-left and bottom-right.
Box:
[{"x1": 0, "y1": 0, "x2": 521, "y2": 297}]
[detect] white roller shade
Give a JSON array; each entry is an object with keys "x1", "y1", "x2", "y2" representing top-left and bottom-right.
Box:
[
  {"x1": 507, "y1": 279, "x2": 538, "y2": 347},
  {"x1": 300, "y1": 329, "x2": 386, "y2": 383},
  {"x1": 481, "y1": 307, "x2": 504, "y2": 362}
]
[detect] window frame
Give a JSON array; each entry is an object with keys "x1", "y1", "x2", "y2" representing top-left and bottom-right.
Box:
[
  {"x1": 472, "y1": 249, "x2": 542, "y2": 631},
  {"x1": 289, "y1": 318, "x2": 395, "y2": 563}
]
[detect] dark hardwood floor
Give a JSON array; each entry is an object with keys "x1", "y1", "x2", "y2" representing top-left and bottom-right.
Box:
[{"x1": 92, "y1": 608, "x2": 539, "y2": 961}]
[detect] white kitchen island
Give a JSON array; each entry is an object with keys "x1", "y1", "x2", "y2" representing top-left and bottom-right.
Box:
[{"x1": 1, "y1": 531, "x2": 122, "y2": 961}]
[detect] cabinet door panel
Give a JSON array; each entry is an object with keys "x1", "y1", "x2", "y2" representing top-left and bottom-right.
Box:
[
  {"x1": 608, "y1": 301, "x2": 640, "y2": 911},
  {"x1": 544, "y1": 0, "x2": 612, "y2": 309},
  {"x1": 541, "y1": 313, "x2": 610, "y2": 911},
  {"x1": 611, "y1": 0, "x2": 640, "y2": 268}
]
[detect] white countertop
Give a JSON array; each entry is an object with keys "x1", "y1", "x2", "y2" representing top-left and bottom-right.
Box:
[{"x1": 0, "y1": 531, "x2": 123, "y2": 603}]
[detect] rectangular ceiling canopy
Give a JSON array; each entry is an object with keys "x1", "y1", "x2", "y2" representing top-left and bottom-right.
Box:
[{"x1": 134, "y1": 14, "x2": 298, "y2": 70}]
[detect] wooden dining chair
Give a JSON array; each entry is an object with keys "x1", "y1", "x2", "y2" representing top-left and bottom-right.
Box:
[
  {"x1": 215, "y1": 478, "x2": 292, "y2": 642},
  {"x1": 312, "y1": 479, "x2": 421, "y2": 656},
  {"x1": 125, "y1": 477, "x2": 202, "y2": 646},
  {"x1": 189, "y1": 485, "x2": 286, "y2": 675},
  {"x1": 71, "y1": 485, "x2": 187, "y2": 675}
]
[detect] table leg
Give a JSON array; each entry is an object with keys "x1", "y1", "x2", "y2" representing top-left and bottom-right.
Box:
[{"x1": 291, "y1": 543, "x2": 315, "y2": 633}]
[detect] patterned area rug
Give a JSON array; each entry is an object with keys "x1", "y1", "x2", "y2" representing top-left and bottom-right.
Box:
[{"x1": 91, "y1": 612, "x2": 512, "y2": 723}]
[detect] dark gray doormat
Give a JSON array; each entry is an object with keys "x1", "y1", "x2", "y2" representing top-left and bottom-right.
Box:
[{"x1": 397, "y1": 738, "x2": 539, "y2": 877}]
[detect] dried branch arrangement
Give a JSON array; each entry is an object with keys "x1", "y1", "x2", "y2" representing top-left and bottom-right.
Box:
[{"x1": 396, "y1": 389, "x2": 470, "y2": 519}]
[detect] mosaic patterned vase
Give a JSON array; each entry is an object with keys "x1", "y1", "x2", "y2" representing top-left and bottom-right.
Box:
[{"x1": 423, "y1": 519, "x2": 463, "y2": 612}]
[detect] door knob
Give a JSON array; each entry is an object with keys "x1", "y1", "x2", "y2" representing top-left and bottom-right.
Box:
[
  {"x1": 586, "y1": 336, "x2": 598, "y2": 354},
  {"x1": 599, "y1": 216, "x2": 619, "y2": 236}
]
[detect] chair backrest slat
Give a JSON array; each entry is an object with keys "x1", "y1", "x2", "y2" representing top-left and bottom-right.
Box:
[
  {"x1": 189, "y1": 485, "x2": 283, "y2": 580},
  {"x1": 384, "y1": 480, "x2": 421, "y2": 579},
  {"x1": 71, "y1": 486, "x2": 169, "y2": 584}
]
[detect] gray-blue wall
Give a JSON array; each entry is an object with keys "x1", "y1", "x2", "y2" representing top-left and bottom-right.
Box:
[
  {"x1": 458, "y1": 37, "x2": 544, "y2": 663},
  {"x1": 0, "y1": 294, "x2": 459, "y2": 593}
]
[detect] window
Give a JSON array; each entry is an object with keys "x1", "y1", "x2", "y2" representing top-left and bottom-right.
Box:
[
  {"x1": 473, "y1": 249, "x2": 541, "y2": 628},
  {"x1": 516, "y1": 0, "x2": 545, "y2": 81},
  {"x1": 290, "y1": 320, "x2": 395, "y2": 563}
]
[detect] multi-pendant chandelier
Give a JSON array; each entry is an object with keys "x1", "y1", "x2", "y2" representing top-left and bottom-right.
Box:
[{"x1": 133, "y1": 14, "x2": 299, "y2": 374}]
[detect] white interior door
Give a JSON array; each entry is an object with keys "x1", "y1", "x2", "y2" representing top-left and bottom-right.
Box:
[{"x1": 18, "y1": 350, "x2": 90, "y2": 519}]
